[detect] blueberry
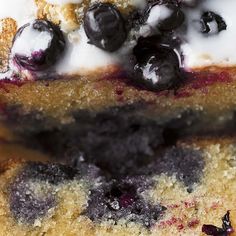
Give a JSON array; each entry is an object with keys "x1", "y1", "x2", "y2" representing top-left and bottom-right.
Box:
[
  {"x1": 202, "y1": 211, "x2": 233, "y2": 236},
  {"x1": 12, "y1": 19, "x2": 65, "y2": 71},
  {"x1": 146, "y1": 2, "x2": 185, "y2": 31},
  {"x1": 133, "y1": 40, "x2": 181, "y2": 91},
  {"x1": 9, "y1": 179, "x2": 55, "y2": 223},
  {"x1": 84, "y1": 3, "x2": 127, "y2": 52},
  {"x1": 139, "y1": 147, "x2": 205, "y2": 189},
  {"x1": 9, "y1": 162, "x2": 79, "y2": 223},
  {"x1": 200, "y1": 11, "x2": 227, "y2": 35}
]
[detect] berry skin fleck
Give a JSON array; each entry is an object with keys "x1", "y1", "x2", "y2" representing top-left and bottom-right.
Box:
[
  {"x1": 202, "y1": 211, "x2": 234, "y2": 236},
  {"x1": 84, "y1": 177, "x2": 166, "y2": 227},
  {"x1": 188, "y1": 219, "x2": 199, "y2": 228}
]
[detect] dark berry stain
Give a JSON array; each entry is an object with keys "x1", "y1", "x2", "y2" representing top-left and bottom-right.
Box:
[
  {"x1": 202, "y1": 211, "x2": 234, "y2": 236},
  {"x1": 84, "y1": 3, "x2": 127, "y2": 52},
  {"x1": 84, "y1": 177, "x2": 166, "y2": 228},
  {"x1": 140, "y1": 147, "x2": 205, "y2": 189},
  {"x1": 22, "y1": 162, "x2": 79, "y2": 184},
  {"x1": 9, "y1": 162, "x2": 79, "y2": 223},
  {"x1": 9, "y1": 179, "x2": 55, "y2": 224},
  {"x1": 185, "y1": 71, "x2": 231, "y2": 90}
]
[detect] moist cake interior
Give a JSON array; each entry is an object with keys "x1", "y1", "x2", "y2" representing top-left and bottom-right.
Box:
[{"x1": 0, "y1": 137, "x2": 236, "y2": 235}]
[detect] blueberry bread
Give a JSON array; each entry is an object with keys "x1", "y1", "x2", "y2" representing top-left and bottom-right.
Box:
[{"x1": 0, "y1": 137, "x2": 236, "y2": 235}]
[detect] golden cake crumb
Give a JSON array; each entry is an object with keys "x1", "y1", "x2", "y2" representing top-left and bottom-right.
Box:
[{"x1": 0, "y1": 18, "x2": 17, "y2": 73}]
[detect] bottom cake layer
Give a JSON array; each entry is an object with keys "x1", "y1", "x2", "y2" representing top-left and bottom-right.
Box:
[{"x1": 0, "y1": 137, "x2": 236, "y2": 235}]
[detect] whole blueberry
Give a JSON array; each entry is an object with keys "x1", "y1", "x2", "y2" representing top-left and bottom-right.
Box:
[
  {"x1": 200, "y1": 11, "x2": 227, "y2": 35},
  {"x1": 146, "y1": 1, "x2": 185, "y2": 31},
  {"x1": 133, "y1": 42, "x2": 181, "y2": 91},
  {"x1": 12, "y1": 19, "x2": 65, "y2": 71},
  {"x1": 84, "y1": 3, "x2": 127, "y2": 52}
]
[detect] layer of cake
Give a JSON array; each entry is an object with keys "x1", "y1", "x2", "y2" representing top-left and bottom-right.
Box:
[
  {"x1": 1, "y1": 137, "x2": 236, "y2": 235},
  {"x1": 0, "y1": 67, "x2": 235, "y2": 122},
  {"x1": 1, "y1": 0, "x2": 236, "y2": 79}
]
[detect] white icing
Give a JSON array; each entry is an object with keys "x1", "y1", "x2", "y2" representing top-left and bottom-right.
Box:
[
  {"x1": 147, "y1": 5, "x2": 172, "y2": 27},
  {"x1": 0, "y1": 0, "x2": 36, "y2": 27},
  {"x1": 182, "y1": 0, "x2": 236, "y2": 68},
  {"x1": 11, "y1": 23, "x2": 52, "y2": 57},
  {"x1": 46, "y1": 0, "x2": 82, "y2": 5},
  {"x1": 55, "y1": 27, "x2": 134, "y2": 74}
]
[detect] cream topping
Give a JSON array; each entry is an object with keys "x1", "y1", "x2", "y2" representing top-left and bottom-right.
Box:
[
  {"x1": 0, "y1": 0, "x2": 37, "y2": 27},
  {"x1": 182, "y1": 0, "x2": 236, "y2": 68},
  {"x1": 55, "y1": 27, "x2": 135, "y2": 74}
]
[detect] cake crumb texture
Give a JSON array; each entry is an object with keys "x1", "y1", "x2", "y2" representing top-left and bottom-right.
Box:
[{"x1": 0, "y1": 137, "x2": 236, "y2": 235}]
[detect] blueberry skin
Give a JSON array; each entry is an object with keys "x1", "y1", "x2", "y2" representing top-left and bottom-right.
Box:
[
  {"x1": 84, "y1": 3, "x2": 127, "y2": 52},
  {"x1": 158, "y1": 6, "x2": 185, "y2": 31},
  {"x1": 84, "y1": 177, "x2": 165, "y2": 228},
  {"x1": 133, "y1": 40, "x2": 181, "y2": 91},
  {"x1": 13, "y1": 19, "x2": 65, "y2": 71},
  {"x1": 146, "y1": 1, "x2": 185, "y2": 32},
  {"x1": 200, "y1": 11, "x2": 227, "y2": 35}
]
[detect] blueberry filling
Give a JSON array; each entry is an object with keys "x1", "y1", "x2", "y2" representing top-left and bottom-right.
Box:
[
  {"x1": 202, "y1": 211, "x2": 234, "y2": 236},
  {"x1": 84, "y1": 177, "x2": 165, "y2": 228},
  {"x1": 84, "y1": 3, "x2": 127, "y2": 52},
  {"x1": 200, "y1": 11, "x2": 227, "y2": 35},
  {"x1": 9, "y1": 162, "x2": 79, "y2": 223},
  {"x1": 22, "y1": 162, "x2": 79, "y2": 184},
  {"x1": 12, "y1": 19, "x2": 65, "y2": 71}
]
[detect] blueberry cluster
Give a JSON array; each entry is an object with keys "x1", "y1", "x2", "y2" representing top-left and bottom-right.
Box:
[
  {"x1": 202, "y1": 211, "x2": 234, "y2": 236},
  {"x1": 10, "y1": 0, "x2": 227, "y2": 91},
  {"x1": 84, "y1": 0, "x2": 185, "y2": 91},
  {"x1": 12, "y1": 20, "x2": 65, "y2": 71}
]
